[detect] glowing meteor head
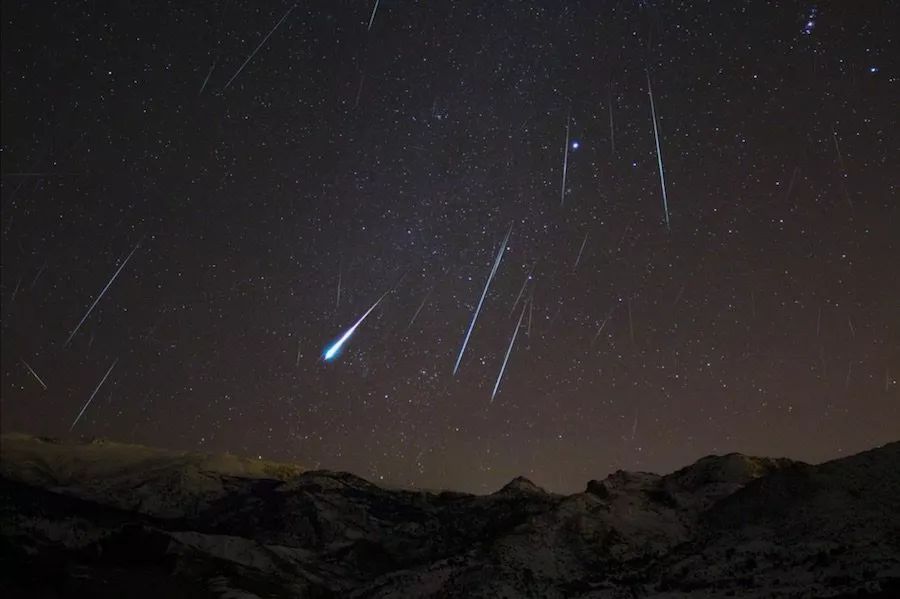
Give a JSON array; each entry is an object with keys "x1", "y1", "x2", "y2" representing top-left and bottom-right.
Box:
[
  {"x1": 571, "y1": 140, "x2": 580, "y2": 150},
  {"x1": 323, "y1": 341, "x2": 343, "y2": 361}
]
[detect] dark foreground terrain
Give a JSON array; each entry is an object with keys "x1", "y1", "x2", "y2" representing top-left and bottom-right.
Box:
[{"x1": 1, "y1": 434, "x2": 898, "y2": 598}]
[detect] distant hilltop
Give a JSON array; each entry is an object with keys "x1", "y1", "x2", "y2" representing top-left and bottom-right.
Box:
[{"x1": 2, "y1": 433, "x2": 898, "y2": 597}]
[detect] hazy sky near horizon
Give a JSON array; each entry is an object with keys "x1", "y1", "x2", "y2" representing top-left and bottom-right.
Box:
[{"x1": 2, "y1": 0, "x2": 897, "y2": 493}]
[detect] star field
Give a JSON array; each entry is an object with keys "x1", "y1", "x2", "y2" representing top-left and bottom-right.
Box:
[{"x1": 2, "y1": 1, "x2": 898, "y2": 493}]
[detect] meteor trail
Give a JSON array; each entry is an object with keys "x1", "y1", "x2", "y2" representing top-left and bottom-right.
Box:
[
  {"x1": 591, "y1": 316, "x2": 611, "y2": 344},
  {"x1": 560, "y1": 108, "x2": 571, "y2": 206},
  {"x1": 574, "y1": 233, "x2": 588, "y2": 270},
  {"x1": 64, "y1": 238, "x2": 143, "y2": 347},
  {"x1": 509, "y1": 263, "x2": 535, "y2": 317},
  {"x1": 608, "y1": 83, "x2": 616, "y2": 154},
  {"x1": 527, "y1": 295, "x2": 534, "y2": 336},
  {"x1": 323, "y1": 288, "x2": 390, "y2": 361},
  {"x1": 783, "y1": 165, "x2": 799, "y2": 204},
  {"x1": 407, "y1": 285, "x2": 435, "y2": 329},
  {"x1": 8, "y1": 276, "x2": 22, "y2": 306},
  {"x1": 453, "y1": 223, "x2": 513, "y2": 376},
  {"x1": 492, "y1": 303, "x2": 527, "y2": 402},
  {"x1": 31, "y1": 262, "x2": 48, "y2": 288},
  {"x1": 368, "y1": 0, "x2": 381, "y2": 31},
  {"x1": 223, "y1": 4, "x2": 295, "y2": 90},
  {"x1": 70, "y1": 358, "x2": 118, "y2": 431},
  {"x1": 336, "y1": 263, "x2": 342, "y2": 310},
  {"x1": 646, "y1": 70, "x2": 670, "y2": 230},
  {"x1": 833, "y1": 129, "x2": 853, "y2": 209},
  {"x1": 199, "y1": 57, "x2": 217, "y2": 95},
  {"x1": 354, "y1": 74, "x2": 365, "y2": 108},
  {"x1": 21, "y1": 359, "x2": 47, "y2": 390}
]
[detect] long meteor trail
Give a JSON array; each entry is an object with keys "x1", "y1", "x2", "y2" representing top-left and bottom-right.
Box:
[
  {"x1": 560, "y1": 109, "x2": 571, "y2": 206},
  {"x1": 453, "y1": 223, "x2": 513, "y2": 376},
  {"x1": 492, "y1": 303, "x2": 527, "y2": 401},
  {"x1": 65, "y1": 238, "x2": 142, "y2": 347},
  {"x1": 223, "y1": 4, "x2": 295, "y2": 91},
  {"x1": 70, "y1": 358, "x2": 118, "y2": 431},
  {"x1": 323, "y1": 288, "x2": 390, "y2": 361},
  {"x1": 646, "y1": 70, "x2": 670, "y2": 230}
]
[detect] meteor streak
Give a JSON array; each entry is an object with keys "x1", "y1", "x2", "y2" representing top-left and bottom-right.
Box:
[
  {"x1": 509, "y1": 263, "x2": 535, "y2": 317},
  {"x1": 65, "y1": 238, "x2": 143, "y2": 347},
  {"x1": 368, "y1": 0, "x2": 381, "y2": 31},
  {"x1": 21, "y1": 359, "x2": 47, "y2": 390},
  {"x1": 407, "y1": 285, "x2": 435, "y2": 329},
  {"x1": 646, "y1": 70, "x2": 670, "y2": 230},
  {"x1": 574, "y1": 233, "x2": 588, "y2": 270},
  {"x1": 492, "y1": 303, "x2": 526, "y2": 401},
  {"x1": 608, "y1": 83, "x2": 616, "y2": 154},
  {"x1": 526, "y1": 295, "x2": 534, "y2": 336},
  {"x1": 70, "y1": 358, "x2": 118, "y2": 431},
  {"x1": 223, "y1": 4, "x2": 295, "y2": 90},
  {"x1": 323, "y1": 289, "x2": 390, "y2": 361},
  {"x1": 453, "y1": 223, "x2": 513, "y2": 375},
  {"x1": 336, "y1": 263, "x2": 342, "y2": 310},
  {"x1": 560, "y1": 109, "x2": 571, "y2": 206}
]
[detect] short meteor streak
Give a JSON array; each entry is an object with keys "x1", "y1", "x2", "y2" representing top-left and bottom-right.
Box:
[
  {"x1": 453, "y1": 224, "x2": 513, "y2": 375},
  {"x1": 323, "y1": 289, "x2": 390, "y2": 361},
  {"x1": 336, "y1": 263, "x2": 342, "y2": 310},
  {"x1": 199, "y1": 57, "x2": 217, "y2": 95},
  {"x1": 526, "y1": 295, "x2": 534, "y2": 336},
  {"x1": 492, "y1": 303, "x2": 527, "y2": 402},
  {"x1": 70, "y1": 358, "x2": 118, "y2": 431},
  {"x1": 646, "y1": 70, "x2": 670, "y2": 230},
  {"x1": 592, "y1": 317, "x2": 611, "y2": 343},
  {"x1": 508, "y1": 263, "x2": 535, "y2": 317},
  {"x1": 574, "y1": 233, "x2": 588, "y2": 270},
  {"x1": 368, "y1": 0, "x2": 381, "y2": 31},
  {"x1": 21, "y1": 359, "x2": 47, "y2": 390},
  {"x1": 833, "y1": 129, "x2": 853, "y2": 209},
  {"x1": 608, "y1": 83, "x2": 616, "y2": 154},
  {"x1": 223, "y1": 4, "x2": 295, "y2": 90},
  {"x1": 560, "y1": 108, "x2": 571, "y2": 206},
  {"x1": 407, "y1": 285, "x2": 435, "y2": 329},
  {"x1": 64, "y1": 238, "x2": 142, "y2": 347}
]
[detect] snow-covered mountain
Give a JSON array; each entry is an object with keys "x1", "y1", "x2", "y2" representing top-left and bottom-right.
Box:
[{"x1": 1, "y1": 433, "x2": 898, "y2": 598}]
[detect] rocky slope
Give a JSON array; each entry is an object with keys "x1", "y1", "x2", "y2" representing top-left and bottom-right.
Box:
[{"x1": 1, "y1": 434, "x2": 898, "y2": 598}]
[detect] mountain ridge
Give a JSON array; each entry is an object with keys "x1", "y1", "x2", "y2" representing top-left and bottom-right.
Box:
[{"x1": 2, "y1": 433, "x2": 898, "y2": 598}]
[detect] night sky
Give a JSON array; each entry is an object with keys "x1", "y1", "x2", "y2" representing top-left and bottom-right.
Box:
[{"x1": 2, "y1": 1, "x2": 898, "y2": 493}]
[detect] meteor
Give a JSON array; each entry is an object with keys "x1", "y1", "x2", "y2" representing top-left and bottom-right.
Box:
[
  {"x1": 453, "y1": 223, "x2": 513, "y2": 376},
  {"x1": 646, "y1": 70, "x2": 670, "y2": 230},
  {"x1": 70, "y1": 358, "x2": 118, "y2": 431},
  {"x1": 323, "y1": 289, "x2": 390, "y2": 361},
  {"x1": 21, "y1": 359, "x2": 48, "y2": 390},
  {"x1": 367, "y1": 0, "x2": 381, "y2": 31},
  {"x1": 508, "y1": 263, "x2": 535, "y2": 317},
  {"x1": 491, "y1": 303, "x2": 527, "y2": 401},
  {"x1": 65, "y1": 237, "x2": 143, "y2": 347},
  {"x1": 223, "y1": 4, "x2": 295, "y2": 91},
  {"x1": 560, "y1": 108, "x2": 571, "y2": 206},
  {"x1": 573, "y1": 232, "x2": 588, "y2": 270},
  {"x1": 407, "y1": 284, "x2": 435, "y2": 329}
]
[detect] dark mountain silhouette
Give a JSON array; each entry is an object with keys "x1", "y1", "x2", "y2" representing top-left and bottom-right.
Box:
[{"x1": 2, "y1": 433, "x2": 898, "y2": 598}]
